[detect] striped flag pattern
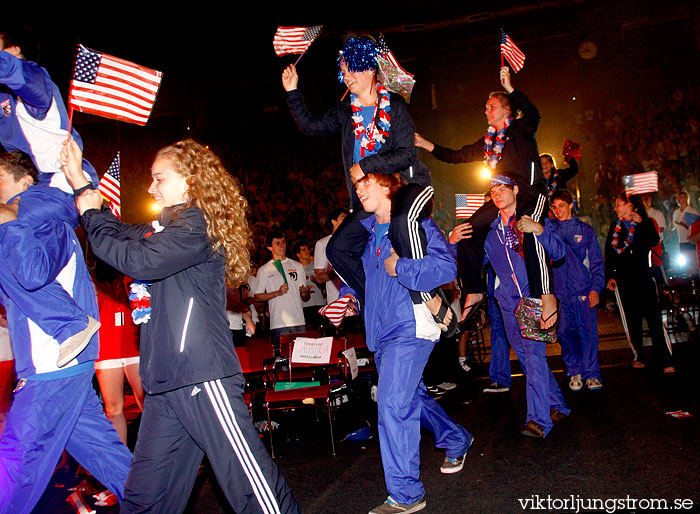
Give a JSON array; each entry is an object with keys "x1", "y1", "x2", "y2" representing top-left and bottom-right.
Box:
[
  {"x1": 501, "y1": 31, "x2": 526, "y2": 72},
  {"x1": 319, "y1": 295, "x2": 354, "y2": 327},
  {"x1": 99, "y1": 152, "x2": 121, "y2": 217},
  {"x1": 623, "y1": 171, "x2": 658, "y2": 195},
  {"x1": 456, "y1": 193, "x2": 485, "y2": 219},
  {"x1": 68, "y1": 45, "x2": 162, "y2": 126},
  {"x1": 273, "y1": 26, "x2": 323, "y2": 56}
]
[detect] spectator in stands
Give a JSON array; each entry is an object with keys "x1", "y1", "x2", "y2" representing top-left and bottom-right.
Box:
[{"x1": 255, "y1": 231, "x2": 311, "y2": 351}]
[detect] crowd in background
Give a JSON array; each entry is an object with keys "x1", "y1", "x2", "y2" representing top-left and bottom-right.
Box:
[{"x1": 589, "y1": 84, "x2": 700, "y2": 250}]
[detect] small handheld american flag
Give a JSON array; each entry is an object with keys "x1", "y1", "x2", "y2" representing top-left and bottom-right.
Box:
[
  {"x1": 273, "y1": 26, "x2": 323, "y2": 56},
  {"x1": 68, "y1": 45, "x2": 162, "y2": 126},
  {"x1": 99, "y1": 152, "x2": 120, "y2": 218},
  {"x1": 500, "y1": 31, "x2": 526, "y2": 72},
  {"x1": 456, "y1": 194, "x2": 485, "y2": 219},
  {"x1": 623, "y1": 171, "x2": 658, "y2": 196},
  {"x1": 319, "y1": 295, "x2": 356, "y2": 328}
]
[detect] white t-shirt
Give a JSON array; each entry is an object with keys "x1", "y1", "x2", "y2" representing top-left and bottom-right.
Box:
[
  {"x1": 303, "y1": 261, "x2": 325, "y2": 307},
  {"x1": 648, "y1": 206, "x2": 665, "y2": 242},
  {"x1": 314, "y1": 235, "x2": 342, "y2": 304},
  {"x1": 673, "y1": 205, "x2": 699, "y2": 243},
  {"x1": 246, "y1": 274, "x2": 259, "y2": 324},
  {"x1": 255, "y1": 258, "x2": 307, "y2": 330},
  {"x1": 226, "y1": 311, "x2": 244, "y2": 330}
]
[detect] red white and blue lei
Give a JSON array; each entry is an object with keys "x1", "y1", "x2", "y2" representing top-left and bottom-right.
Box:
[
  {"x1": 128, "y1": 220, "x2": 164, "y2": 324},
  {"x1": 611, "y1": 219, "x2": 636, "y2": 254},
  {"x1": 484, "y1": 115, "x2": 514, "y2": 170},
  {"x1": 351, "y1": 84, "x2": 391, "y2": 157}
]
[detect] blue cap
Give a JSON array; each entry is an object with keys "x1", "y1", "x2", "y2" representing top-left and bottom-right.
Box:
[{"x1": 489, "y1": 174, "x2": 517, "y2": 188}]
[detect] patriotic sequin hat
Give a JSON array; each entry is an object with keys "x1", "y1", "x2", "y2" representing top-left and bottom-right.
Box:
[
  {"x1": 490, "y1": 174, "x2": 517, "y2": 188},
  {"x1": 338, "y1": 37, "x2": 380, "y2": 81}
]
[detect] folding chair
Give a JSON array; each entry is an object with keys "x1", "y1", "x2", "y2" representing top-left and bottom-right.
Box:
[
  {"x1": 264, "y1": 336, "x2": 348, "y2": 457},
  {"x1": 234, "y1": 338, "x2": 275, "y2": 413}
]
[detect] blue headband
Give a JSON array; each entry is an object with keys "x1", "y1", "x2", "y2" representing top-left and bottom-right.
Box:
[{"x1": 490, "y1": 174, "x2": 517, "y2": 188}]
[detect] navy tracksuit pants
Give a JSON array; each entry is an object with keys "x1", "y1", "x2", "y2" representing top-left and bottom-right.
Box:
[{"x1": 121, "y1": 373, "x2": 299, "y2": 514}]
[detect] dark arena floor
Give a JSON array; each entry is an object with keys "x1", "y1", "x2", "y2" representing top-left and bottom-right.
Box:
[{"x1": 29, "y1": 309, "x2": 700, "y2": 514}]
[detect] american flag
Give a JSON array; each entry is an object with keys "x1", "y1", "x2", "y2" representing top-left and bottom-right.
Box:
[
  {"x1": 68, "y1": 45, "x2": 162, "y2": 126},
  {"x1": 376, "y1": 36, "x2": 412, "y2": 77},
  {"x1": 99, "y1": 152, "x2": 121, "y2": 218},
  {"x1": 319, "y1": 295, "x2": 354, "y2": 328},
  {"x1": 500, "y1": 31, "x2": 526, "y2": 72},
  {"x1": 273, "y1": 26, "x2": 323, "y2": 56},
  {"x1": 456, "y1": 194, "x2": 485, "y2": 219},
  {"x1": 623, "y1": 171, "x2": 658, "y2": 195}
]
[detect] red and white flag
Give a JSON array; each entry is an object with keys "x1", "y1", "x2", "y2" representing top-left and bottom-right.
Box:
[
  {"x1": 456, "y1": 194, "x2": 485, "y2": 219},
  {"x1": 273, "y1": 26, "x2": 323, "y2": 56},
  {"x1": 501, "y1": 31, "x2": 526, "y2": 72},
  {"x1": 68, "y1": 45, "x2": 162, "y2": 126},
  {"x1": 99, "y1": 152, "x2": 120, "y2": 217},
  {"x1": 319, "y1": 294, "x2": 354, "y2": 328},
  {"x1": 623, "y1": 171, "x2": 658, "y2": 195}
]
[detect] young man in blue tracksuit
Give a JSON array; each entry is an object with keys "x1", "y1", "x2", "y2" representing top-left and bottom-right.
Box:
[
  {"x1": 340, "y1": 173, "x2": 472, "y2": 514},
  {"x1": 484, "y1": 174, "x2": 570, "y2": 438},
  {"x1": 550, "y1": 190, "x2": 605, "y2": 391},
  {"x1": 0, "y1": 29, "x2": 100, "y2": 365},
  {"x1": 0, "y1": 157, "x2": 132, "y2": 514}
]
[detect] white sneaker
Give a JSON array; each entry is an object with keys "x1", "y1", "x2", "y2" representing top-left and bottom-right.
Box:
[
  {"x1": 586, "y1": 378, "x2": 603, "y2": 390},
  {"x1": 437, "y1": 382, "x2": 457, "y2": 391},
  {"x1": 483, "y1": 382, "x2": 509, "y2": 393},
  {"x1": 57, "y1": 316, "x2": 101, "y2": 368},
  {"x1": 569, "y1": 374, "x2": 583, "y2": 391},
  {"x1": 369, "y1": 496, "x2": 426, "y2": 514}
]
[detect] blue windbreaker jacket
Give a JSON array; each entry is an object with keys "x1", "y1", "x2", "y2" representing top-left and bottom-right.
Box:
[
  {"x1": 484, "y1": 215, "x2": 564, "y2": 313},
  {"x1": 340, "y1": 216, "x2": 456, "y2": 351},
  {"x1": 550, "y1": 217, "x2": 605, "y2": 298},
  {"x1": 0, "y1": 186, "x2": 99, "y2": 378}
]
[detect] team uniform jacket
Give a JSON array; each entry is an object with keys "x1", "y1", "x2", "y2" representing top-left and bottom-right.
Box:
[
  {"x1": 484, "y1": 215, "x2": 564, "y2": 311},
  {"x1": 286, "y1": 89, "x2": 431, "y2": 209},
  {"x1": 81, "y1": 205, "x2": 242, "y2": 394},
  {"x1": 550, "y1": 216, "x2": 605, "y2": 298},
  {"x1": 340, "y1": 216, "x2": 456, "y2": 351},
  {"x1": 0, "y1": 185, "x2": 99, "y2": 379},
  {"x1": 0, "y1": 51, "x2": 97, "y2": 189},
  {"x1": 431, "y1": 89, "x2": 544, "y2": 189}
]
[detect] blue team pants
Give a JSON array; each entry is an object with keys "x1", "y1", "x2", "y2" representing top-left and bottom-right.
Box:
[
  {"x1": 557, "y1": 295, "x2": 601, "y2": 380},
  {"x1": 501, "y1": 312, "x2": 570, "y2": 436},
  {"x1": 0, "y1": 369, "x2": 132, "y2": 514},
  {"x1": 375, "y1": 338, "x2": 471, "y2": 504},
  {"x1": 488, "y1": 293, "x2": 511, "y2": 386}
]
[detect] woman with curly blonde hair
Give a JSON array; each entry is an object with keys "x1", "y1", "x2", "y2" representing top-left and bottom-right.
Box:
[{"x1": 60, "y1": 138, "x2": 300, "y2": 514}]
